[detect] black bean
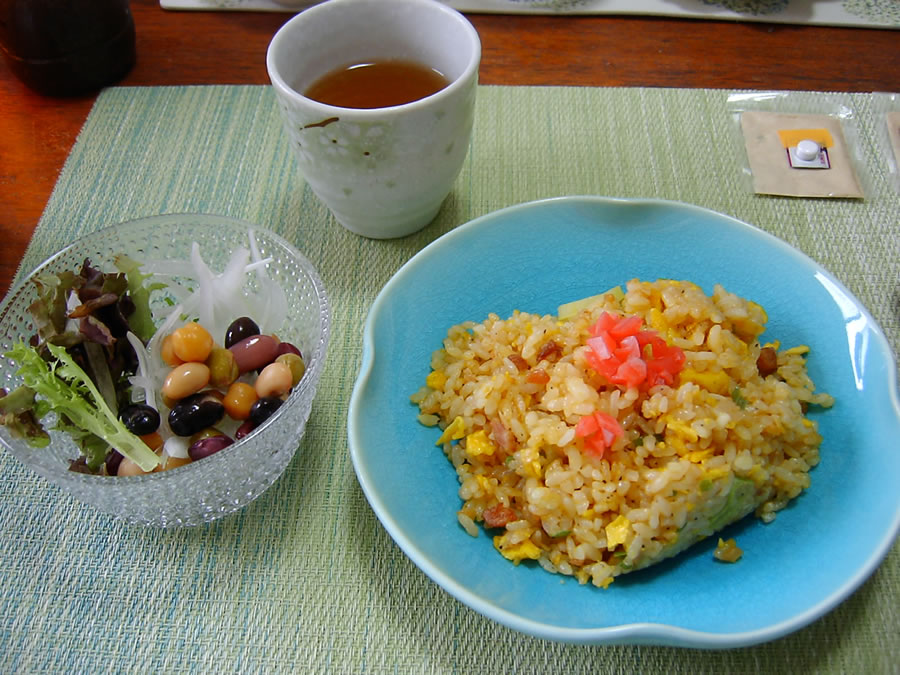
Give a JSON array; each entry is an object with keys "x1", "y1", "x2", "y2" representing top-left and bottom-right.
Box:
[
  {"x1": 120, "y1": 403, "x2": 161, "y2": 435},
  {"x1": 224, "y1": 316, "x2": 260, "y2": 349},
  {"x1": 249, "y1": 396, "x2": 283, "y2": 426},
  {"x1": 168, "y1": 392, "x2": 225, "y2": 437}
]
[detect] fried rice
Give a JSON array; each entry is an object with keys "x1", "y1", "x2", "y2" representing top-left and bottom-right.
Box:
[{"x1": 411, "y1": 279, "x2": 834, "y2": 588}]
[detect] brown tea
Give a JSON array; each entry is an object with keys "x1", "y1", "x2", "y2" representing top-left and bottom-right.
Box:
[{"x1": 304, "y1": 59, "x2": 450, "y2": 109}]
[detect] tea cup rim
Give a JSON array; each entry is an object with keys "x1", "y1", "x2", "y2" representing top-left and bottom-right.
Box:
[{"x1": 266, "y1": 0, "x2": 481, "y2": 115}]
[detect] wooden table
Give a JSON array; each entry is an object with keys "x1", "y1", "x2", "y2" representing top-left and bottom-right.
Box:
[{"x1": 2, "y1": 0, "x2": 898, "y2": 298}]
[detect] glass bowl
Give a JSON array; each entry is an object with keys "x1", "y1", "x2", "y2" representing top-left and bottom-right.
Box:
[{"x1": 0, "y1": 214, "x2": 330, "y2": 527}]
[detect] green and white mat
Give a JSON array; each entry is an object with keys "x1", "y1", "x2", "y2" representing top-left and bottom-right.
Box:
[{"x1": 3, "y1": 85, "x2": 898, "y2": 672}]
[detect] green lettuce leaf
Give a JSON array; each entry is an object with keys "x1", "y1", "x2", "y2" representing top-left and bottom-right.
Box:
[
  {"x1": 0, "y1": 386, "x2": 51, "y2": 447},
  {"x1": 5, "y1": 342, "x2": 160, "y2": 472},
  {"x1": 115, "y1": 255, "x2": 166, "y2": 343}
]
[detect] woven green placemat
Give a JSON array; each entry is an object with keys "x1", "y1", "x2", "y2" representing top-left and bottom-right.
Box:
[{"x1": 1, "y1": 85, "x2": 897, "y2": 673}]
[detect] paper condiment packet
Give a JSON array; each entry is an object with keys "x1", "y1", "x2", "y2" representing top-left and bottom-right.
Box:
[{"x1": 740, "y1": 111, "x2": 864, "y2": 199}]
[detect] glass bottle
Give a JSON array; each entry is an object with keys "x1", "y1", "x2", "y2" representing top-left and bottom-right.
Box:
[{"x1": 0, "y1": 0, "x2": 136, "y2": 97}]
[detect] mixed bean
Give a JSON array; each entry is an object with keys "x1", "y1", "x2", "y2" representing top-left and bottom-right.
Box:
[{"x1": 114, "y1": 316, "x2": 306, "y2": 476}]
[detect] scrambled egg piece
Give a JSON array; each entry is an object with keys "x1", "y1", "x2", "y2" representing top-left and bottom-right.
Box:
[
  {"x1": 647, "y1": 307, "x2": 668, "y2": 335},
  {"x1": 714, "y1": 537, "x2": 743, "y2": 563},
  {"x1": 475, "y1": 475, "x2": 492, "y2": 493},
  {"x1": 525, "y1": 460, "x2": 543, "y2": 479},
  {"x1": 426, "y1": 370, "x2": 447, "y2": 390},
  {"x1": 493, "y1": 533, "x2": 542, "y2": 564},
  {"x1": 732, "y1": 318, "x2": 765, "y2": 341},
  {"x1": 703, "y1": 466, "x2": 731, "y2": 482},
  {"x1": 664, "y1": 418, "x2": 699, "y2": 445},
  {"x1": 435, "y1": 416, "x2": 466, "y2": 446},
  {"x1": 605, "y1": 515, "x2": 631, "y2": 549},
  {"x1": 680, "y1": 368, "x2": 731, "y2": 396},
  {"x1": 518, "y1": 445, "x2": 543, "y2": 478},
  {"x1": 747, "y1": 463, "x2": 768, "y2": 486},
  {"x1": 731, "y1": 302, "x2": 767, "y2": 341},
  {"x1": 465, "y1": 429, "x2": 496, "y2": 458},
  {"x1": 664, "y1": 417, "x2": 721, "y2": 461},
  {"x1": 685, "y1": 448, "x2": 714, "y2": 464}
]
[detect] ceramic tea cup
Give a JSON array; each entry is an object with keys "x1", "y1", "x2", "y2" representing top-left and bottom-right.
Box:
[{"x1": 266, "y1": 0, "x2": 481, "y2": 239}]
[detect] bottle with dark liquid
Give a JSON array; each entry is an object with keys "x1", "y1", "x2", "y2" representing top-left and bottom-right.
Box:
[{"x1": 0, "y1": 0, "x2": 136, "y2": 97}]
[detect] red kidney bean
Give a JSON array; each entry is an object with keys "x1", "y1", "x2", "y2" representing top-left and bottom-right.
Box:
[
  {"x1": 105, "y1": 449, "x2": 124, "y2": 476},
  {"x1": 276, "y1": 341, "x2": 302, "y2": 359},
  {"x1": 188, "y1": 434, "x2": 234, "y2": 461},
  {"x1": 235, "y1": 420, "x2": 256, "y2": 439},
  {"x1": 228, "y1": 334, "x2": 279, "y2": 374}
]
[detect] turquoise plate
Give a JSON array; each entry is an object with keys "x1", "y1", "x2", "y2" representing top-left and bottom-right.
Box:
[{"x1": 347, "y1": 197, "x2": 900, "y2": 647}]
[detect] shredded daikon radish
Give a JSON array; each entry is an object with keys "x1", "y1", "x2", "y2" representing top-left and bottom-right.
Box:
[
  {"x1": 144, "y1": 308, "x2": 183, "y2": 391},
  {"x1": 140, "y1": 233, "x2": 285, "y2": 343},
  {"x1": 126, "y1": 332, "x2": 156, "y2": 409},
  {"x1": 248, "y1": 229, "x2": 289, "y2": 334},
  {"x1": 164, "y1": 435, "x2": 190, "y2": 459}
]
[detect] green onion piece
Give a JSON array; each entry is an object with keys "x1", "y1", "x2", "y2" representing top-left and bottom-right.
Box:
[{"x1": 731, "y1": 387, "x2": 749, "y2": 409}]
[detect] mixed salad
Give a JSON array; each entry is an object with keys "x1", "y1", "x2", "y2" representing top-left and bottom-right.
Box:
[{"x1": 0, "y1": 232, "x2": 305, "y2": 477}]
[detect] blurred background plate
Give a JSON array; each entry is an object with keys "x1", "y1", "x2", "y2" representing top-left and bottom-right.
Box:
[{"x1": 159, "y1": 0, "x2": 900, "y2": 29}]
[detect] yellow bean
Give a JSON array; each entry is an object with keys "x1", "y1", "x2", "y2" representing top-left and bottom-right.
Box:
[
  {"x1": 276, "y1": 353, "x2": 306, "y2": 386},
  {"x1": 255, "y1": 362, "x2": 293, "y2": 398},
  {"x1": 161, "y1": 335, "x2": 184, "y2": 367},
  {"x1": 117, "y1": 455, "x2": 161, "y2": 476},
  {"x1": 162, "y1": 362, "x2": 211, "y2": 400},
  {"x1": 205, "y1": 346, "x2": 239, "y2": 389},
  {"x1": 117, "y1": 457, "x2": 143, "y2": 476},
  {"x1": 140, "y1": 432, "x2": 164, "y2": 451},
  {"x1": 224, "y1": 382, "x2": 258, "y2": 420},
  {"x1": 170, "y1": 322, "x2": 214, "y2": 363}
]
